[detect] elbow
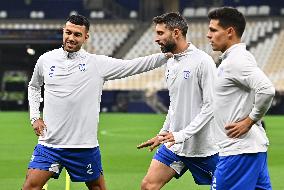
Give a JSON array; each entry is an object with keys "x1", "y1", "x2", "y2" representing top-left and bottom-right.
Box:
[{"x1": 268, "y1": 86, "x2": 276, "y2": 98}]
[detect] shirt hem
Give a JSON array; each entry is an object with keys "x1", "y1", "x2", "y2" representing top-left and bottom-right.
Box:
[
  {"x1": 219, "y1": 147, "x2": 268, "y2": 157},
  {"x1": 38, "y1": 142, "x2": 99, "y2": 148}
]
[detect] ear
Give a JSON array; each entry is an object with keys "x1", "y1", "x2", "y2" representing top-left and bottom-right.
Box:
[
  {"x1": 173, "y1": 28, "x2": 180, "y2": 38},
  {"x1": 227, "y1": 27, "x2": 234, "y2": 38},
  {"x1": 85, "y1": 32, "x2": 89, "y2": 40}
]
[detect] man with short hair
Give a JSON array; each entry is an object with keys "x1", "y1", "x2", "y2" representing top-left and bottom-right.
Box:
[
  {"x1": 137, "y1": 12, "x2": 218, "y2": 190},
  {"x1": 207, "y1": 7, "x2": 275, "y2": 190},
  {"x1": 22, "y1": 14, "x2": 172, "y2": 190}
]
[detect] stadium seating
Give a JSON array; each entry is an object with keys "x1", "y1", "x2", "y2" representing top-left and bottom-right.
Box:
[
  {"x1": 86, "y1": 22, "x2": 134, "y2": 56},
  {"x1": 104, "y1": 18, "x2": 283, "y2": 92}
]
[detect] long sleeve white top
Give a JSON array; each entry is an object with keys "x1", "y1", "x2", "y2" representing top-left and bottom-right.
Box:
[
  {"x1": 160, "y1": 44, "x2": 219, "y2": 157},
  {"x1": 214, "y1": 43, "x2": 275, "y2": 156},
  {"x1": 28, "y1": 47, "x2": 168, "y2": 148}
]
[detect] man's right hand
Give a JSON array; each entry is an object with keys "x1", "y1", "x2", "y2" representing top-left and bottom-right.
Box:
[{"x1": 32, "y1": 118, "x2": 46, "y2": 136}]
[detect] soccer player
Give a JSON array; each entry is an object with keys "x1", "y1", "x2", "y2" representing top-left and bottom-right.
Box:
[
  {"x1": 137, "y1": 12, "x2": 219, "y2": 190},
  {"x1": 22, "y1": 14, "x2": 172, "y2": 190},
  {"x1": 207, "y1": 7, "x2": 275, "y2": 190}
]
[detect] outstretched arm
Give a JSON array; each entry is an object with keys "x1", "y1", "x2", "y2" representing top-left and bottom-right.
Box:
[{"x1": 95, "y1": 53, "x2": 172, "y2": 80}]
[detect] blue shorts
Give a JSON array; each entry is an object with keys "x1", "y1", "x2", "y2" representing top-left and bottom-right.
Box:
[
  {"x1": 28, "y1": 144, "x2": 103, "y2": 182},
  {"x1": 211, "y1": 152, "x2": 272, "y2": 190},
  {"x1": 154, "y1": 145, "x2": 218, "y2": 185}
]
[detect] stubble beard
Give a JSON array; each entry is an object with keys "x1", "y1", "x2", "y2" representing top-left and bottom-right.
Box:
[{"x1": 160, "y1": 41, "x2": 176, "y2": 53}]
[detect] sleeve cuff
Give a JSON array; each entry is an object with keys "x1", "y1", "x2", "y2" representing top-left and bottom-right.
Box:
[{"x1": 172, "y1": 132, "x2": 186, "y2": 144}]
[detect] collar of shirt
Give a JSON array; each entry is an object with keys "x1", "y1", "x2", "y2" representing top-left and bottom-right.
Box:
[
  {"x1": 173, "y1": 42, "x2": 196, "y2": 61},
  {"x1": 61, "y1": 48, "x2": 87, "y2": 60},
  {"x1": 219, "y1": 43, "x2": 246, "y2": 61}
]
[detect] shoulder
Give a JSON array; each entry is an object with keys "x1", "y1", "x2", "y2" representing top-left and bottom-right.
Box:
[
  {"x1": 228, "y1": 48, "x2": 257, "y2": 70},
  {"x1": 192, "y1": 48, "x2": 216, "y2": 68},
  {"x1": 39, "y1": 48, "x2": 61, "y2": 61}
]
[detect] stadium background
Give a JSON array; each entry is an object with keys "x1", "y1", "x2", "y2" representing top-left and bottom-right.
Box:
[{"x1": 0, "y1": 0, "x2": 283, "y2": 189}]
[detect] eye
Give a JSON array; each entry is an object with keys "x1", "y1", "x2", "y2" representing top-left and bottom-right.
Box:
[{"x1": 74, "y1": 33, "x2": 82, "y2": 37}]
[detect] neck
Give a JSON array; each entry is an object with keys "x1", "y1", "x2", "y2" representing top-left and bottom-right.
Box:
[
  {"x1": 172, "y1": 40, "x2": 189, "y2": 54},
  {"x1": 222, "y1": 38, "x2": 241, "y2": 53}
]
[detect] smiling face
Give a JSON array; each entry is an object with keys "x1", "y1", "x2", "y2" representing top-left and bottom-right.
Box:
[
  {"x1": 63, "y1": 21, "x2": 89, "y2": 52},
  {"x1": 154, "y1": 23, "x2": 177, "y2": 53},
  {"x1": 207, "y1": 19, "x2": 231, "y2": 53}
]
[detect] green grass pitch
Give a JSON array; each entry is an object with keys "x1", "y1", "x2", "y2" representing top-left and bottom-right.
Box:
[{"x1": 0, "y1": 112, "x2": 283, "y2": 190}]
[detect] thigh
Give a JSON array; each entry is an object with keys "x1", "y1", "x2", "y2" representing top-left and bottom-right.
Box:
[
  {"x1": 28, "y1": 144, "x2": 63, "y2": 179},
  {"x1": 23, "y1": 169, "x2": 54, "y2": 189},
  {"x1": 61, "y1": 147, "x2": 103, "y2": 182},
  {"x1": 256, "y1": 153, "x2": 272, "y2": 190},
  {"x1": 181, "y1": 153, "x2": 218, "y2": 185},
  {"x1": 143, "y1": 159, "x2": 176, "y2": 189},
  {"x1": 153, "y1": 145, "x2": 186, "y2": 178},
  {"x1": 211, "y1": 153, "x2": 264, "y2": 190},
  {"x1": 85, "y1": 174, "x2": 106, "y2": 190}
]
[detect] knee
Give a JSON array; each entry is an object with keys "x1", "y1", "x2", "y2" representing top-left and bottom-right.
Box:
[
  {"x1": 22, "y1": 181, "x2": 41, "y2": 190},
  {"x1": 141, "y1": 178, "x2": 159, "y2": 190}
]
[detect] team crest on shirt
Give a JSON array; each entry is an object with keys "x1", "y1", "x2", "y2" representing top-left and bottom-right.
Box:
[
  {"x1": 79, "y1": 63, "x2": 86, "y2": 72},
  {"x1": 183, "y1": 70, "x2": 190, "y2": 79}
]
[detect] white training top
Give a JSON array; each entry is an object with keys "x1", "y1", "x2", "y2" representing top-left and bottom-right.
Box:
[
  {"x1": 214, "y1": 43, "x2": 275, "y2": 156},
  {"x1": 160, "y1": 44, "x2": 219, "y2": 157},
  {"x1": 28, "y1": 47, "x2": 168, "y2": 148}
]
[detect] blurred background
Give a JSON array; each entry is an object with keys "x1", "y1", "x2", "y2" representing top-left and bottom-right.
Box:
[{"x1": 0, "y1": 0, "x2": 283, "y2": 114}]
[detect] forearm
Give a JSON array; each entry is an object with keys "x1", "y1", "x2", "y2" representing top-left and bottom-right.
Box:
[
  {"x1": 28, "y1": 85, "x2": 41, "y2": 120},
  {"x1": 249, "y1": 87, "x2": 275, "y2": 121},
  {"x1": 103, "y1": 53, "x2": 169, "y2": 80}
]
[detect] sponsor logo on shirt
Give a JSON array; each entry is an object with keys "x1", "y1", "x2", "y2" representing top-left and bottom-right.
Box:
[
  {"x1": 183, "y1": 70, "x2": 190, "y2": 79},
  {"x1": 49, "y1": 66, "x2": 55, "y2": 77},
  {"x1": 79, "y1": 63, "x2": 86, "y2": 72}
]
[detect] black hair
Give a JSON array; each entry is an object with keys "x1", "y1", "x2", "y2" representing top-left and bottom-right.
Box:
[
  {"x1": 153, "y1": 12, "x2": 188, "y2": 37},
  {"x1": 208, "y1": 7, "x2": 246, "y2": 38},
  {"x1": 66, "y1": 14, "x2": 90, "y2": 31}
]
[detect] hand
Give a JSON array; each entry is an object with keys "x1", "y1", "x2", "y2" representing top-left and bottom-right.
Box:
[
  {"x1": 157, "y1": 132, "x2": 176, "y2": 148},
  {"x1": 137, "y1": 135, "x2": 164, "y2": 152},
  {"x1": 32, "y1": 118, "x2": 46, "y2": 136},
  {"x1": 225, "y1": 117, "x2": 254, "y2": 138}
]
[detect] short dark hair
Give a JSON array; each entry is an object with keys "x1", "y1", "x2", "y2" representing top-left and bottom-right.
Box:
[
  {"x1": 208, "y1": 7, "x2": 246, "y2": 38},
  {"x1": 153, "y1": 12, "x2": 188, "y2": 37},
  {"x1": 66, "y1": 14, "x2": 90, "y2": 31}
]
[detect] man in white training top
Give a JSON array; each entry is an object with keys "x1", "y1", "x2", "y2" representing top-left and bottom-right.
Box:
[
  {"x1": 207, "y1": 7, "x2": 275, "y2": 190},
  {"x1": 22, "y1": 14, "x2": 172, "y2": 190},
  {"x1": 137, "y1": 12, "x2": 219, "y2": 190}
]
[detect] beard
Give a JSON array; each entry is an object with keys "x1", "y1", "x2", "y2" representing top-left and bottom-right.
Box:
[{"x1": 160, "y1": 40, "x2": 176, "y2": 53}]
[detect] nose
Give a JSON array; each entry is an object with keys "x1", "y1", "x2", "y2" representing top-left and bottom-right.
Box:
[
  {"x1": 67, "y1": 34, "x2": 75, "y2": 41},
  {"x1": 206, "y1": 31, "x2": 211, "y2": 39},
  {"x1": 155, "y1": 35, "x2": 160, "y2": 43}
]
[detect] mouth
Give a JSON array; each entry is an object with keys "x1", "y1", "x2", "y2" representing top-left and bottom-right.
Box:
[{"x1": 66, "y1": 41, "x2": 76, "y2": 48}]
